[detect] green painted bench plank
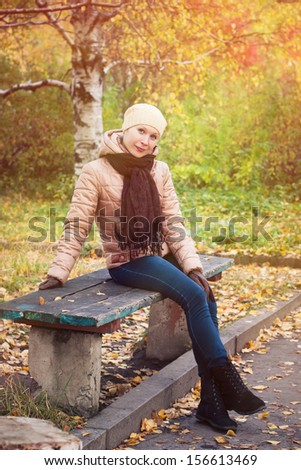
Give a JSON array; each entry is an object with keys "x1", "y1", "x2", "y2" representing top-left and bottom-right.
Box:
[
  {"x1": 0, "y1": 268, "x2": 112, "y2": 319},
  {"x1": 61, "y1": 288, "x2": 163, "y2": 327},
  {"x1": 0, "y1": 255, "x2": 233, "y2": 329}
]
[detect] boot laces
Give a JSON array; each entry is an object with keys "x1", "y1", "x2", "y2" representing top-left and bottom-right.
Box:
[
  {"x1": 200, "y1": 376, "x2": 237, "y2": 427},
  {"x1": 225, "y1": 362, "x2": 249, "y2": 394},
  {"x1": 210, "y1": 379, "x2": 231, "y2": 417}
]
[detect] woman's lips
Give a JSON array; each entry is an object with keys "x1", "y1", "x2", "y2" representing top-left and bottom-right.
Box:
[{"x1": 135, "y1": 145, "x2": 146, "y2": 152}]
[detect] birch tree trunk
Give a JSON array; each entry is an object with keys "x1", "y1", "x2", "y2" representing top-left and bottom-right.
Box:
[{"x1": 71, "y1": 7, "x2": 105, "y2": 175}]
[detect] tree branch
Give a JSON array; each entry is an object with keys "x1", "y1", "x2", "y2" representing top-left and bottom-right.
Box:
[
  {"x1": 36, "y1": 0, "x2": 74, "y2": 47},
  {"x1": 0, "y1": 1, "x2": 129, "y2": 16},
  {"x1": 0, "y1": 79, "x2": 71, "y2": 99},
  {"x1": 0, "y1": 18, "x2": 59, "y2": 28},
  {"x1": 104, "y1": 44, "x2": 224, "y2": 74},
  {"x1": 91, "y1": 1, "x2": 130, "y2": 7},
  {"x1": 0, "y1": 2, "x2": 88, "y2": 15},
  {"x1": 144, "y1": 46, "x2": 224, "y2": 71}
]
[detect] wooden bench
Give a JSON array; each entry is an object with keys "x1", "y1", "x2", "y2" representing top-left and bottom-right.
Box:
[{"x1": 0, "y1": 254, "x2": 233, "y2": 418}]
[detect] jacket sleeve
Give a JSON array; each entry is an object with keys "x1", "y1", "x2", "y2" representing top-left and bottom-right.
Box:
[
  {"x1": 47, "y1": 162, "x2": 100, "y2": 283},
  {"x1": 161, "y1": 163, "x2": 203, "y2": 275}
]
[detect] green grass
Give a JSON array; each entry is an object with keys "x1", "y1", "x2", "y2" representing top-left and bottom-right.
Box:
[
  {"x1": 0, "y1": 376, "x2": 85, "y2": 431},
  {"x1": 178, "y1": 186, "x2": 301, "y2": 257},
  {"x1": 0, "y1": 188, "x2": 300, "y2": 300}
]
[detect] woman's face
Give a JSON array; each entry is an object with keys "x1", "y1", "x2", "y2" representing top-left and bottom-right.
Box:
[{"x1": 123, "y1": 125, "x2": 160, "y2": 158}]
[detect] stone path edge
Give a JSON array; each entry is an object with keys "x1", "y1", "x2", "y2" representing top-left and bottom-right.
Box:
[
  {"x1": 234, "y1": 254, "x2": 301, "y2": 269},
  {"x1": 72, "y1": 291, "x2": 301, "y2": 450}
]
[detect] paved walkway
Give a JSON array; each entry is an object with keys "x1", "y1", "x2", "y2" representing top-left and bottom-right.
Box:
[
  {"x1": 120, "y1": 331, "x2": 301, "y2": 450},
  {"x1": 74, "y1": 295, "x2": 301, "y2": 450}
]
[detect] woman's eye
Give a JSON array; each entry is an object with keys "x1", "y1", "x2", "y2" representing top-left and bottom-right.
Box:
[
  {"x1": 138, "y1": 128, "x2": 144, "y2": 134},
  {"x1": 151, "y1": 135, "x2": 158, "y2": 141}
]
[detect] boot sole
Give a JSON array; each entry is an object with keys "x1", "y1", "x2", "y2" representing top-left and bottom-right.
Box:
[
  {"x1": 230, "y1": 403, "x2": 266, "y2": 415},
  {"x1": 196, "y1": 414, "x2": 237, "y2": 433}
]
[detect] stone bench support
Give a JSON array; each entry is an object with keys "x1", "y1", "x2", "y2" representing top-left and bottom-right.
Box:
[
  {"x1": 146, "y1": 299, "x2": 191, "y2": 362},
  {"x1": 29, "y1": 327, "x2": 102, "y2": 417}
]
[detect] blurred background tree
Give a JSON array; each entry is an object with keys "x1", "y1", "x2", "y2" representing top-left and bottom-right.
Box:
[{"x1": 1, "y1": 0, "x2": 301, "y2": 197}]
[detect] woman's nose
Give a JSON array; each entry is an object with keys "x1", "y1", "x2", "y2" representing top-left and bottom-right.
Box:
[{"x1": 140, "y1": 135, "x2": 149, "y2": 146}]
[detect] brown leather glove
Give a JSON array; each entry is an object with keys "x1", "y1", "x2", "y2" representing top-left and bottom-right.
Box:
[
  {"x1": 39, "y1": 275, "x2": 62, "y2": 290},
  {"x1": 188, "y1": 269, "x2": 216, "y2": 302}
]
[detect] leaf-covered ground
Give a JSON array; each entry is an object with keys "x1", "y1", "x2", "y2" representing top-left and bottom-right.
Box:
[
  {"x1": 116, "y1": 307, "x2": 301, "y2": 450},
  {"x1": 1, "y1": 263, "x2": 300, "y2": 410}
]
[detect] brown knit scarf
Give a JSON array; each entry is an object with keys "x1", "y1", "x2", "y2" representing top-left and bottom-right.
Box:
[{"x1": 103, "y1": 153, "x2": 165, "y2": 258}]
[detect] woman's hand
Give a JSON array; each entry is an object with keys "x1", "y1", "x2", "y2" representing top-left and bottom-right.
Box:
[
  {"x1": 188, "y1": 270, "x2": 215, "y2": 302},
  {"x1": 39, "y1": 276, "x2": 62, "y2": 290}
]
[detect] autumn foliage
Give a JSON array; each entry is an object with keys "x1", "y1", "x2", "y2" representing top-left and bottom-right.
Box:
[{"x1": 1, "y1": 0, "x2": 301, "y2": 195}]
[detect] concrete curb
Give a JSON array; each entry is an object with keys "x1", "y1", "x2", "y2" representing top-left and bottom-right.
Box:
[
  {"x1": 72, "y1": 291, "x2": 301, "y2": 450},
  {"x1": 234, "y1": 254, "x2": 301, "y2": 269}
]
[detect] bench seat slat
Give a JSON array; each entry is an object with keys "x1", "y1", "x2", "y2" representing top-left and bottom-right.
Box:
[
  {"x1": 15, "y1": 281, "x2": 126, "y2": 316},
  {"x1": 0, "y1": 269, "x2": 111, "y2": 311},
  {"x1": 60, "y1": 288, "x2": 163, "y2": 327},
  {"x1": 0, "y1": 255, "x2": 233, "y2": 329}
]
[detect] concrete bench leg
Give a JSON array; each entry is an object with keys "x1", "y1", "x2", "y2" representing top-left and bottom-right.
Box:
[
  {"x1": 146, "y1": 298, "x2": 191, "y2": 362},
  {"x1": 28, "y1": 327, "x2": 102, "y2": 418}
]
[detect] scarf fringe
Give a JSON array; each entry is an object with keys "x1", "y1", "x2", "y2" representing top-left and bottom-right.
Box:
[{"x1": 116, "y1": 226, "x2": 165, "y2": 259}]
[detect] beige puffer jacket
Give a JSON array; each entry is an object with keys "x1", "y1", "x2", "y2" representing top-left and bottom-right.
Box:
[{"x1": 48, "y1": 130, "x2": 203, "y2": 283}]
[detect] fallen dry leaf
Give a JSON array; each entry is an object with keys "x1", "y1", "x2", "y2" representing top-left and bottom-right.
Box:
[
  {"x1": 255, "y1": 349, "x2": 268, "y2": 354},
  {"x1": 267, "y1": 374, "x2": 283, "y2": 381},
  {"x1": 125, "y1": 432, "x2": 145, "y2": 446},
  {"x1": 258, "y1": 411, "x2": 270, "y2": 420},
  {"x1": 181, "y1": 429, "x2": 191, "y2": 435},
  {"x1": 214, "y1": 436, "x2": 228, "y2": 444},
  {"x1": 157, "y1": 409, "x2": 167, "y2": 419},
  {"x1": 131, "y1": 375, "x2": 142, "y2": 385},
  {"x1": 252, "y1": 385, "x2": 268, "y2": 391},
  {"x1": 141, "y1": 418, "x2": 158, "y2": 433},
  {"x1": 243, "y1": 367, "x2": 253, "y2": 374}
]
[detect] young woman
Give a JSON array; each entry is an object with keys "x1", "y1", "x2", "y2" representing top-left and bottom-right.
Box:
[{"x1": 39, "y1": 103, "x2": 265, "y2": 432}]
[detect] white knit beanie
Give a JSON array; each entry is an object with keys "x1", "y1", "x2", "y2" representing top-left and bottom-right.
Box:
[{"x1": 122, "y1": 103, "x2": 167, "y2": 136}]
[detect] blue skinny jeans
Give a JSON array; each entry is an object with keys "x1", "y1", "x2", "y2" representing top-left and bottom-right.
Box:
[{"x1": 109, "y1": 254, "x2": 228, "y2": 376}]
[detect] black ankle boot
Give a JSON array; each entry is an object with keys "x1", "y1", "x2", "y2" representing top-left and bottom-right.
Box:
[
  {"x1": 196, "y1": 375, "x2": 237, "y2": 432},
  {"x1": 211, "y1": 360, "x2": 266, "y2": 415}
]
